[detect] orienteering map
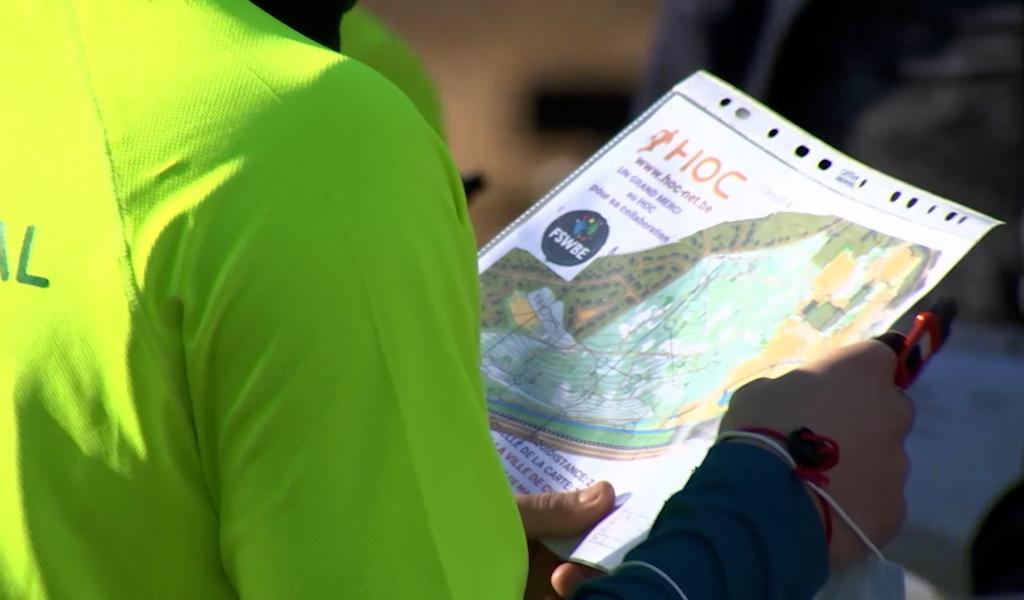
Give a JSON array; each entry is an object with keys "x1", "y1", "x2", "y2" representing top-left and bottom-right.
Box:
[
  {"x1": 482, "y1": 214, "x2": 935, "y2": 458},
  {"x1": 478, "y1": 72, "x2": 998, "y2": 570}
]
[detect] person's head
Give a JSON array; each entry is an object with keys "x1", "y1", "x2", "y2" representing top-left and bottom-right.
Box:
[{"x1": 250, "y1": 0, "x2": 358, "y2": 50}]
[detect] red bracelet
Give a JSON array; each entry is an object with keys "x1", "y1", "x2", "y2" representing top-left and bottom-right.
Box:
[{"x1": 737, "y1": 426, "x2": 840, "y2": 545}]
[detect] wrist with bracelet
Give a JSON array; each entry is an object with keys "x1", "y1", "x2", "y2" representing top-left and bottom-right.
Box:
[{"x1": 716, "y1": 427, "x2": 884, "y2": 561}]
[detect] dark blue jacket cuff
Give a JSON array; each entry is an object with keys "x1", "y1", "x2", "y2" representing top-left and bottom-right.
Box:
[{"x1": 574, "y1": 442, "x2": 829, "y2": 599}]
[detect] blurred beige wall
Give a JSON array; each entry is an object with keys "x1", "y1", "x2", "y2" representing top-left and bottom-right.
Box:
[{"x1": 362, "y1": 0, "x2": 660, "y2": 244}]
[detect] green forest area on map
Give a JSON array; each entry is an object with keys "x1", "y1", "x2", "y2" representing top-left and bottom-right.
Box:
[
  {"x1": 482, "y1": 213, "x2": 930, "y2": 337},
  {"x1": 481, "y1": 212, "x2": 937, "y2": 458}
]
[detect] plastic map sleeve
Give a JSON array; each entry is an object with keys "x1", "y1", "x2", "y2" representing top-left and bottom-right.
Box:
[{"x1": 477, "y1": 71, "x2": 1000, "y2": 570}]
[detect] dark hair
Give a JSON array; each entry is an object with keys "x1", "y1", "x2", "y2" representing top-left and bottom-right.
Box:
[{"x1": 251, "y1": 0, "x2": 358, "y2": 50}]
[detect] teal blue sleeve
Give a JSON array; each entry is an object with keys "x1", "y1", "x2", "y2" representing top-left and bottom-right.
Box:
[{"x1": 574, "y1": 442, "x2": 829, "y2": 599}]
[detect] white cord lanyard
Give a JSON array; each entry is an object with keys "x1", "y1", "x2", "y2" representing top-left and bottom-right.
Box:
[
  {"x1": 716, "y1": 430, "x2": 885, "y2": 561},
  {"x1": 612, "y1": 433, "x2": 885, "y2": 600}
]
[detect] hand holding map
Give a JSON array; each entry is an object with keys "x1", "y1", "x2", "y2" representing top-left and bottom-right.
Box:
[{"x1": 721, "y1": 340, "x2": 913, "y2": 567}]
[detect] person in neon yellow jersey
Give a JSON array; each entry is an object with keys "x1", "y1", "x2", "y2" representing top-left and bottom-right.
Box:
[
  {"x1": 0, "y1": 0, "x2": 537, "y2": 597},
  {"x1": 1, "y1": 1, "x2": 916, "y2": 598}
]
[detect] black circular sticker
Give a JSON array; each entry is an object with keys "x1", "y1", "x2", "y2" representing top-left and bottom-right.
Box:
[{"x1": 541, "y1": 210, "x2": 610, "y2": 267}]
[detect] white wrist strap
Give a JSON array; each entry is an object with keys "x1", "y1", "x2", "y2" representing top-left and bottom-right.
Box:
[
  {"x1": 615, "y1": 561, "x2": 690, "y2": 599},
  {"x1": 608, "y1": 431, "x2": 885, "y2": 598},
  {"x1": 716, "y1": 430, "x2": 886, "y2": 561}
]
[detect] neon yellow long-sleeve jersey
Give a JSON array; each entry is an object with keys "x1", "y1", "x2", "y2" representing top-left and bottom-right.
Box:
[
  {"x1": 341, "y1": 7, "x2": 446, "y2": 138},
  {"x1": 0, "y1": 1, "x2": 525, "y2": 598}
]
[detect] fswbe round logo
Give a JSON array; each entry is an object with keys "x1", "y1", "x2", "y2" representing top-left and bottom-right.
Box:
[{"x1": 541, "y1": 210, "x2": 610, "y2": 266}]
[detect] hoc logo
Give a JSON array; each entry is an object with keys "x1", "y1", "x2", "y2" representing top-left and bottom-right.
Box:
[
  {"x1": 637, "y1": 128, "x2": 748, "y2": 200},
  {"x1": 541, "y1": 210, "x2": 609, "y2": 267}
]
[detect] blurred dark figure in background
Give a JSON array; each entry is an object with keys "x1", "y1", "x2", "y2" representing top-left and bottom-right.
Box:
[
  {"x1": 973, "y1": 480, "x2": 1024, "y2": 595},
  {"x1": 639, "y1": 0, "x2": 1024, "y2": 324}
]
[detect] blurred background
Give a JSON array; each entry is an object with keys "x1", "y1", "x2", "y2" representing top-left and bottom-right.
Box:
[
  {"x1": 343, "y1": 1, "x2": 1023, "y2": 597},
  {"x1": 357, "y1": 0, "x2": 1023, "y2": 329},
  {"x1": 358, "y1": 0, "x2": 660, "y2": 245}
]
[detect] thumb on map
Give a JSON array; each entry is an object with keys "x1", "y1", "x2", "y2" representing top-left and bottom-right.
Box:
[{"x1": 517, "y1": 481, "x2": 615, "y2": 539}]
